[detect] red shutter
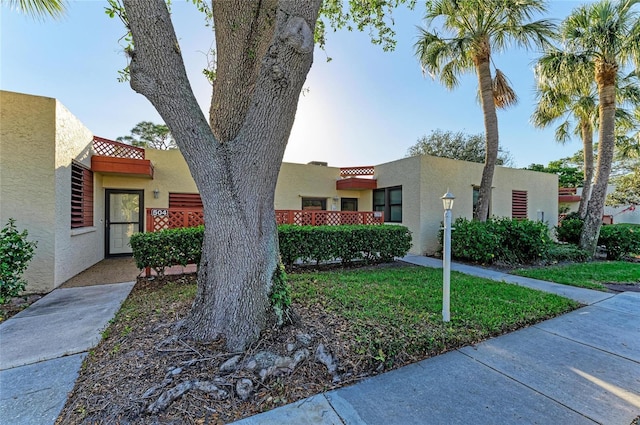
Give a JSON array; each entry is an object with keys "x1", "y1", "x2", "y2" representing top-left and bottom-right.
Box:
[
  {"x1": 169, "y1": 193, "x2": 203, "y2": 209},
  {"x1": 512, "y1": 190, "x2": 528, "y2": 219},
  {"x1": 71, "y1": 162, "x2": 93, "y2": 228}
]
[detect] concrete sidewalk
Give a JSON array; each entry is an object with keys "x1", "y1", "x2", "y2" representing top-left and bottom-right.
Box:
[
  {"x1": 0, "y1": 282, "x2": 135, "y2": 425},
  {"x1": 233, "y1": 257, "x2": 640, "y2": 425}
]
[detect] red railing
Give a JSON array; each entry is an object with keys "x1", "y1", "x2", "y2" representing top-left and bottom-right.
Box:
[
  {"x1": 93, "y1": 136, "x2": 145, "y2": 160},
  {"x1": 340, "y1": 166, "x2": 375, "y2": 177},
  {"x1": 146, "y1": 208, "x2": 384, "y2": 232},
  {"x1": 275, "y1": 210, "x2": 384, "y2": 226}
]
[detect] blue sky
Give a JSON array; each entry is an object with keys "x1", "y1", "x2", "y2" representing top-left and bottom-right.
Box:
[{"x1": 1, "y1": 1, "x2": 592, "y2": 168}]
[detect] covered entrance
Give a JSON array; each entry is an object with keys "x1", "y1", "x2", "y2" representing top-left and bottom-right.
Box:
[{"x1": 105, "y1": 189, "x2": 144, "y2": 256}]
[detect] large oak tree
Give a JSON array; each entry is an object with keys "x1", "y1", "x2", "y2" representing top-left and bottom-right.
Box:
[
  {"x1": 12, "y1": 0, "x2": 413, "y2": 351},
  {"x1": 120, "y1": 0, "x2": 413, "y2": 351}
]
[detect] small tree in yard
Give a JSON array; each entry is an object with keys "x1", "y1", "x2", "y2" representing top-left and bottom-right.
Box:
[{"x1": 0, "y1": 219, "x2": 37, "y2": 304}]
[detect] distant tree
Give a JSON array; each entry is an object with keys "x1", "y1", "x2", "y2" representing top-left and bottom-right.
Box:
[
  {"x1": 414, "y1": 0, "x2": 555, "y2": 221},
  {"x1": 525, "y1": 162, "x2": 583, "y2": 188},
  {"x1": 607, "y1": 169, "x2": 640, "y2": 206},
  {"x1": 407, "y1": 130, "x2": 513, "y2": 166},
  {"x1": 117, "y1": 121, "x2": 177, "y2": 150}
]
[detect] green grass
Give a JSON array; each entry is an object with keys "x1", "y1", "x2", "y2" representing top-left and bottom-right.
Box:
[
  {"x1": 290, "y1": 266, "x2": 578, "y2": 367},
  {"x1": 512, "y1": 261, "x2": 640, "y2": 291}
]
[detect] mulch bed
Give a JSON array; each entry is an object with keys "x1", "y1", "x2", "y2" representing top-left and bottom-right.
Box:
[{"x1": 56, "y1": 273, "x2": 389, "y2": 425}]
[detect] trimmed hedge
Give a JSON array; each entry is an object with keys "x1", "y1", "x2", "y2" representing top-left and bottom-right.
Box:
[
  {"x1": 279, "y1": 225, "x2": 412, "y2": 266},
  {"x1": 442, "y1": 217, "x2": 552, "y2": 265},
  {"x1": 129, "y1": 226, "x2": 203, "y2": 276},
  {"x1": 131, "y1": 224, "x2": 412, "y2": 272}
]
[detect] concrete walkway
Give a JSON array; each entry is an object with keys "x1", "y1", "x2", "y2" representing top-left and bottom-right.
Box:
[
  {"x1": 1, "y1": 258, "x2": 638, "y2": 425},
  {"x1": 0, "y1": 282, "x2": 135, "y2": 425},
  {"x1": 233, "y1": 256, "x2": 640, "y2": 425}
]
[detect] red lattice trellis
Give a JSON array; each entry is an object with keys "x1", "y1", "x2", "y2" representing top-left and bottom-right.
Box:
[
  {"x1": 93, "y1": 136, "x2": 145, "y2": 160},
  {"x1": 275, "y1": 210, "x2": 383, "y2": 226},
  {"x1": 148, "y1": 209, "x2": 383, "y2": 232},
  {"x1": 146, "y1": 208, "x2": 205, "y2": 232}
]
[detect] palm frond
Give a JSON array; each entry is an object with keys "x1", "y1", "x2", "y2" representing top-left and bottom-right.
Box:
[
  {"x1": 6, "y1": 0, "x2": 66, "y2": 19},
  {"x1": 492, "y1": 68, "x2": 517, "y2": 109}
]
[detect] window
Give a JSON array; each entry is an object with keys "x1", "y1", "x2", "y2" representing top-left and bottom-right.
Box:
[
  {"x1": 71, "y1": 161, "x2": 93, "y2": 228},
  {"x1": 302, "y1": 198, "x2": 326, "y2": 210},
  {"x1": 169, "y1": 193, "x2": 203, "y2": 209},
  {"x1": 472, "y1": 186, "x2": 491, "y2": 220},
  {"x1": 512, "y1": 190, "x2": 528, "y2": 219},
  {"x1": 373, "y1": 186, "x2": 402, "y2": 222},
  {"x1": 341, "y1": 198, "x2": 358, "y2": 211}
]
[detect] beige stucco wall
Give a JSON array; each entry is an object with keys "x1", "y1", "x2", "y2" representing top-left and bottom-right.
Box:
[
  {"x1": 127, "y1": 155, "x2": 371, "y2": 214},
  {"x1": 275, "y1": 162, "x2": 370, "y2": 211},
  {"x1": 1, "y1": 91, "x2": 58, "y2": 293},
  {"x1": 375, "y1": 155, "x2": 558, "y2": 255},
  {"x1": 53, "y1": 100, "x2": 103, "y2": 287},
  {"x1": 101, "y1": 149, "x2": 199, "y2": 232}
]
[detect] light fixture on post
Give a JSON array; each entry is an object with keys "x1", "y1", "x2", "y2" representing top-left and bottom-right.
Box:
[
  {"x1": 441, "y1": 190, "x2": 455, "y2": 322},
  {"x1": 153, "y1": 189, "x2": 160, "y2": 199}
]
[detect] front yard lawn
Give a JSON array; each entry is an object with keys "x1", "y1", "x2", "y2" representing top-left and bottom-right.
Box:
[
  {"x1": 59, "y1": 263, "x2": 580, "y2": 424},
  {"x1": 512, "y1": 261, "x2": 640, "y2": 291}
]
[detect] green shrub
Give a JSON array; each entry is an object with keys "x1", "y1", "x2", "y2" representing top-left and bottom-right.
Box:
[
  {"x1": 131, "y1": 224, "x2": 412, "y2": 271},
  {"x1": 544, "y1": 243, "x2": 590, "y2": 263},
  {"x1": 130, "y1": 225, "x2": 203, "y2": 276},
  {"x1": 444, "y1": 217, "x2": 551, "y2": 265},
  {"x1": 0, "y1": 219, "x2": 37, "y2": 303},
  {"x1": 598, "y1": 224, "x2": 640, "y2": 260},
  {"x1": 488, "y1": 217, "x2": 552, "y2": 264},
  {"x1": 278, "y1": 225, "x2": 412, "y2": 266},
  {"x1": 444, "y1": 218, "x2": 500, "y2": 263},
  {"x1": 555, "y1": 212, "x2": 583, "y2": 244}
]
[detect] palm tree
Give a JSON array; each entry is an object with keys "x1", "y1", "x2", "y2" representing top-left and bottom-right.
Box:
[
  {"x1": 540, "y1": 0, "x2": 640, "y2": 256},
  {"x1": 5, "y1": 0, "x2": 65, "y2": 19},
  {"x1": 415, "y1": 0, "x2": 556, "y2": 221},
  {"x1": 532, "y1": 73, "x2": 596, "y2": 218},
  {"x1": 533, "y1": 64, "x2": 640, "y2": 219}
]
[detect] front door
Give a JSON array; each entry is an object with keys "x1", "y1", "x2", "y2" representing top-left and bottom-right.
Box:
[{"x1": 105, "y1": 189, "x2": 143, "y2": 256}]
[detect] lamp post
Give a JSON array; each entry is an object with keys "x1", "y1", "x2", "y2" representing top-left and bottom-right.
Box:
[{"x1": 441, "y1": 190, "x2": 455, "y2": 322}]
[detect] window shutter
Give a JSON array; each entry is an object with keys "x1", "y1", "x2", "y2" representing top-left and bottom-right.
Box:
[
  {"x1": 71, "y1": 162, "x2": 93, "y2": 228},
  {"x1": 169, "y1": 193, "x2": 203, "y2": 209},
  {"x1": 512, "y1": 190, "x2": 528, "y2": 219}
]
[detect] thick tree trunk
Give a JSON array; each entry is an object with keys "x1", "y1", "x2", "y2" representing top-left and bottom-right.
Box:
[
  {"x1": 577, "y1": 120, "x2": 594, "y2": 219},
  {"x1": 580, "y1": 64, "x2": 617, "y2": 256},
  {"x1": 123, "y1": 0, "x2": 321, "y2": 350},
  {"x1": 473, "y1": 44, "x2": 499, "y2": 222}
]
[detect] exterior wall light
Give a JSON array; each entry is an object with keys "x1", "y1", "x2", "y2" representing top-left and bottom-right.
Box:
[{"x1": 153, "y1": 189, "x2": 160, "y2": 199}]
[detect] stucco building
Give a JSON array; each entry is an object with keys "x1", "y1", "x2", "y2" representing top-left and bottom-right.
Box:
[{"x1": 1, "y1": 91, "x2": 558, "y2": 293}]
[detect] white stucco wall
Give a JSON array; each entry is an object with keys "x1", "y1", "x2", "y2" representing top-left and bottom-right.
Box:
[
  {"x1": 53, "y1": 100, "x2": 103, "y2": 287},
  {"x1": 0, "y1": 91, "x2": 57, "y2": 293}
]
